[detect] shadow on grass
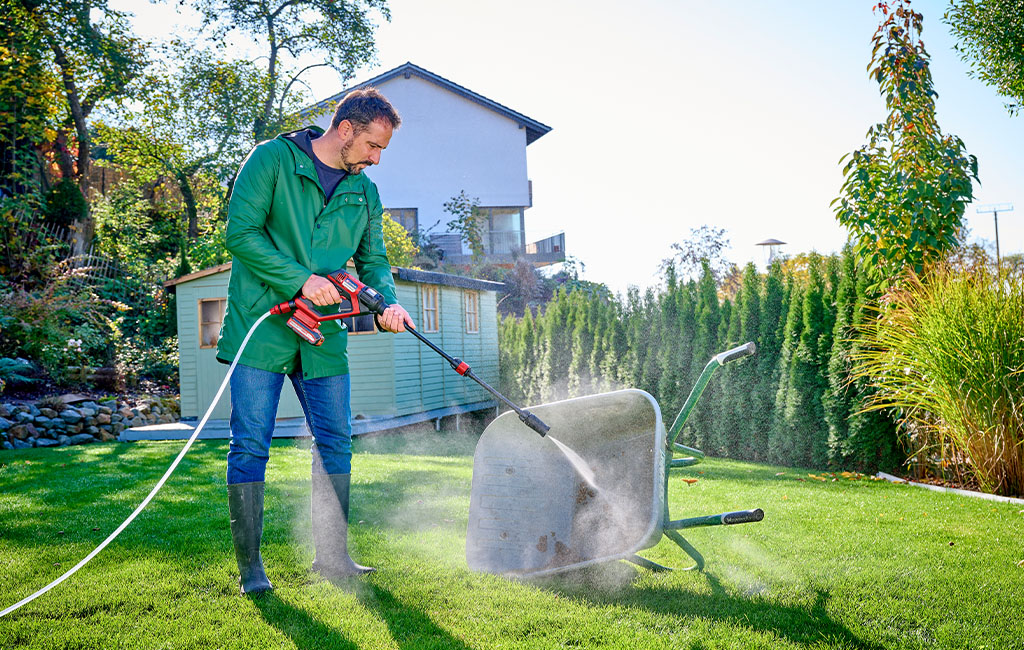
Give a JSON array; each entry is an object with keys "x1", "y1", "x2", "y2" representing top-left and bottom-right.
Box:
[
  {"x1": 253, "y1": 582, "x2": 474, "y2": 650},
  {"x1": 357, "y1": 582, "x2": 473, "y2": 650},
  {"x1": 253, "y1": 591, "x2": 360, "y2": 649},
  {"x1": 540, "y1": 564, "x2": 882, "y2": 650}
]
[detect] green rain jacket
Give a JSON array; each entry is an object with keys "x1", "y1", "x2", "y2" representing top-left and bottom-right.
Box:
[{"x1": 216, "y1": 128, "x2": 398, "y2": 379}]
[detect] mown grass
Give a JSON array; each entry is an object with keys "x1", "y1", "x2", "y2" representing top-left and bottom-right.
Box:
[{"x1": 1, "y1": 427, "x2": 1022, "y2": 649}]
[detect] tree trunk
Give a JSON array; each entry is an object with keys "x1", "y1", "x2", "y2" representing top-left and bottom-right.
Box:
[{"x1": 178, "y1": 171, "x2": 199, "y2": 239}]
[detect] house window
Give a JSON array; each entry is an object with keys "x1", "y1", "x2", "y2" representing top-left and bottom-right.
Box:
[
  {"x1": 421, "y1": 285, "x2": 440, "y2": 332},
  {"x1": 478, "y1": 207, "x2": 524, "y2": 254},
  {"x1": 464, "y1": 291, "x2": 479, "y2": 333},
  {"x1": 343, "y1": 313, "x2": 377, "y2": 335},
  {"x1": 387, "y1": 208, "x2": 418, "y2": 234},
  {"x1": 198, "y1": 298, "x2": 226, "y2": 348}
]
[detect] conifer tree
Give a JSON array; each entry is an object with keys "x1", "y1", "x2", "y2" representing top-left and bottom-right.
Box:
[
  {"x1": 517, "y1": 306, "x2": 539, "y2": 405},
  {"x1": 657, "y1": 265, "x2": 683, "y2": 416},
  {"x1": 638, "y1": 288, "x2": 663, "y2": 397},
  {"x1": 588, "y1": 298, "x2": 609, "y2": 390},
  {"x1": 723, "y1": 263, "x2": 762, "y2": 459},
  {"x1": 567, "y1": 293, "x2": 595, "y2": 397},
  {"x1": 789, "y1": 254, "x2": 831, "y2": 468},
  {"x1": 537, "y1": 290, "x2": 573, "y2": 402},
  {"x1": 715, "y1": 304, "x2": 741, "y2": 459},
  {"x1": 689, "y1": 261, "x2": 721, "y2": 452},
  {"x1": 824, "y1": 247, "x2": 858, "y2": 466},
  {"x1": 754, "y1": 262, "x2": 786, "y2": 461},
  {"x1": 598, "y1": 302, "x2": 628, "y2": 392},
  {"x1": 770, "y1": 277, "x2": 804, "y2": 465}
]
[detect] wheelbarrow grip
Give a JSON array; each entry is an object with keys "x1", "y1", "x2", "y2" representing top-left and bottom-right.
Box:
[
  {"x1": 722, "y1": 508, "x2": 764, "y2": 525},
  {"x1": 715, "y1": 342, "x2": 756, "y2": 365}
]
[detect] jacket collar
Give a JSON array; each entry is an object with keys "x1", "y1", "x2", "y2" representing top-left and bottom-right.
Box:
[{"x1": 278, "y1": 126, "x2": 324, "y2": 188}]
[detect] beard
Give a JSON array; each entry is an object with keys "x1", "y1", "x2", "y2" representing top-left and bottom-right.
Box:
[{"x1": 338, "y1": 139, "x2": 373, "y2": 174}]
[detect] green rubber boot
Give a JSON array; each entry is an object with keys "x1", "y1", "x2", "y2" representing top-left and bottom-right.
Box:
[
  {"x1": 227, "y1": 481, "x2": 273, "y2": 595},
  {"x1": 311, "y1": 473, "x2": 375, "y2": 578}
]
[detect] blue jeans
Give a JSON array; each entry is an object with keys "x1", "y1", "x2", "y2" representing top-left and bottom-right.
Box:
[{"x1": 226, "y1": 363, "x2": 353, "y2": 485}]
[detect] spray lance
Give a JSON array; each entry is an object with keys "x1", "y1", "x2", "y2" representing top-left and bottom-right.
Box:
[{"x1": 271, "y1": 269, "x2": 550, "y2": 437}]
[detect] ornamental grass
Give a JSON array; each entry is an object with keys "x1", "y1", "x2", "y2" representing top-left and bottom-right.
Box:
[{"x1": 855, "y1": 262, "x2": 1024, "y2": 496}]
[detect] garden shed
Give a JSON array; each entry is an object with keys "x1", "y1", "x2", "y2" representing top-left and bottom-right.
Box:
[{"x1": 143, "y1": 263, "x2": 503, "y2": 440}]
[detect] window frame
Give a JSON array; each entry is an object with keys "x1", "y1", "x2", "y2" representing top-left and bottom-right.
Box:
[
  {"x1": 198, "y1": 298, "x2": 226, "y2": 349},
  {"x1": 421, "y1": 284, "x2": 440, "y2": 333},
  {"x1": 464, "y1": 290, "x2": 479, "y2": 334}
]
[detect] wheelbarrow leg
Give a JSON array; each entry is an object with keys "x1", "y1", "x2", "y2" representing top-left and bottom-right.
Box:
[
  {"x1": 665, "y1": 530, "x2": 705, "y2": 571},
  {"x1": 626, "y1": 554, "x2": 672, "y2": 572},
  {"x1": 627, "y1": 530, "x2": 705, "y2": 572}
]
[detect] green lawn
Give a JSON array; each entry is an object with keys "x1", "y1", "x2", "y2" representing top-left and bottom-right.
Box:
[{"x1": 1, "y1": 428, "x2": 1022, "y2": 649}]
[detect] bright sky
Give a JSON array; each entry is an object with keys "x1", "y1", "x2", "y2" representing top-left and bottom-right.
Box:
[{"x1": 120, "y1": 0, "x2": 1024, "y2": 296}]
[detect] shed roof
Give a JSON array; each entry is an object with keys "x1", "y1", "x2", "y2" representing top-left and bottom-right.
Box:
[
  {"x1": 163, "y1": 262, "x2": 505, "y2": 294},
  {"x1": 303, "y1": 62, "x2": 552, "y2": 145}
]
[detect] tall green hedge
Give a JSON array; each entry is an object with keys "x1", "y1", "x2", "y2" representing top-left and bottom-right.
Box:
[{"x1": 497, "y1": 254, "x2": 901, "y2": 473}]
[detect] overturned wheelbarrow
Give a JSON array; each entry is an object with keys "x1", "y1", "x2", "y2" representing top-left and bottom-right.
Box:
[{"x1": 466, "y1": 342, "x2": 764, "y2": 577}]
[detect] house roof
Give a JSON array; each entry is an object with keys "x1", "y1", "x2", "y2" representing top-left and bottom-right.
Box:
[
  {"x1": 303, "y1": 62, "x2": 552, "y2": 145},
  {"x1": 164, "y1": 261, "x2": 505, "y2": 293}
]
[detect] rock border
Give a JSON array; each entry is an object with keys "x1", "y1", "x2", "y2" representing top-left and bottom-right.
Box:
[
  {"x1": 876, "y1": 471, "x2": 1024, "y2": 505},
  {"x1": 0, "y1": 396, "x2": 180, "y2": 450}
]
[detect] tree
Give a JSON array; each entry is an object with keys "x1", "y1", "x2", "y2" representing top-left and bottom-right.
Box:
[
  {"x1": 0, "y1": 0, "x2": 61, "y2": 192},
  {"x1": 834, "y1": 0, "x2": 978, "y2": 288},
  {"x1": 791, "y1": 255, "x2": 832, "y2": 467},
  {"x1": 443, "y1": 190, "x2": 485, "y2": 260},
  {"x1": 770, "y1": 277, "x2": 803, "y2": 465},
  {"x1": 98, "y1": 49, "x2": 264, "y2": 242},
  {"x1": 824, "y1": 247, "x2": 859, "y2": 466},
  {"x1": 688, "y1": 261, "x2": 720, "y2": 451},
  {"x1": 946, "y1": 0, "x2": 1024, "y2": 115},
  {"x1": 13, "y1": 0, "x2": 146, "y2": 252},
  {"x1": 722, "y1": 263, "x2": 761, "y2": 459},
  {"x1": 190, "y1": 0, "x2": 389, "y2": 141},
  {"x1": 753, "y1": 262, "x2": 786, "y2": 460},
  {"x1": 660, "y1": 225, "x2": 732, "y2": 284}
]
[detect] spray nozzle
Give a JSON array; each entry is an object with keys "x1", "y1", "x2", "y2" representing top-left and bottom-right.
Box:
[{"x1": 519, "y1": 410, "x2": 550, "y2": 437}]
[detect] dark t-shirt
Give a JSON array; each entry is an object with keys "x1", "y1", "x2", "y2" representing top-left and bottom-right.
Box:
[{"x1": 286, "y1": 129, "x2": 348, "y2": 201}]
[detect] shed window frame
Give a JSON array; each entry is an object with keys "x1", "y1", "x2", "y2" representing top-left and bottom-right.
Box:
[
  {"x1": 198, "y1": 298, "x2": 226, "y2": 349},
  {"x1": 421, "y1": 285, "x2": 440, "y2": 332},
  {"x1": 464, "y1": 290, "x2": 479, "y2": 334}
]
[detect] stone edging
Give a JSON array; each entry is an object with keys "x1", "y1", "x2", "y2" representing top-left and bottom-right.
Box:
[
  {"x1": 1, "y1": 396, "x2": 180, "y2": 450},
  {"x1": 876, "y1": 471, "x2": 1024, "y2": 505}
]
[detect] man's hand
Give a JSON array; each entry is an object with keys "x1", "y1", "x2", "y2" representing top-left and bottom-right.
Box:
[
  {"x1": 302, "y1": 274, "x2": 342, "y2": 306},
  {"x1": 378, "y1": 304, "x2": 415, "y2": 333}
]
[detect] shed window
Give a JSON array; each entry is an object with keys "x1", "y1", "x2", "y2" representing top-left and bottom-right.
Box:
[
  {"x1": 421, "y1": 285, "x2": 440, "y2": 332},
  {"x1": 199, "y1": 298, "x2": 226, "y2": 348},
  {"x1": 464, "y1": 291, "x2": 479, "y2": 333},
  {"x1": 343, "y1": 313, "x2": 377, "y2": 335}
]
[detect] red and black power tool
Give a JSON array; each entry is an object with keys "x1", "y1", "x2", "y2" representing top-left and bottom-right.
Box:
[{"x1": 270, "y1": 270, "x2": 550, "y2": 436}]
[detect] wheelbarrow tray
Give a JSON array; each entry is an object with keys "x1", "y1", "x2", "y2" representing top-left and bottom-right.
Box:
[{"x1": 466, "y1": 389, "x2": 666, "y2": 577}]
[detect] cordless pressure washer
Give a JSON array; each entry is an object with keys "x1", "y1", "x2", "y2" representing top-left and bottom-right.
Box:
[{"x1": 271, "y1": 269, "x2": 550, "y2": 437}]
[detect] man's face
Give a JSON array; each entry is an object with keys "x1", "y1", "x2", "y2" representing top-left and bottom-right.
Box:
[{"x1": 338, "y1": 119, "x2": 393, "y2": 174}]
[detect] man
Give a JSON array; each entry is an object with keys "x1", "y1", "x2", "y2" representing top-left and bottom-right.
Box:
[{"x1": 216, "y1": 87, "x2": 414, "y2": 594}]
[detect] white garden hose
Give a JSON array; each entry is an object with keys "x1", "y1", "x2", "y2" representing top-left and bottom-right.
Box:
[{"x1": 0, "y1": 312, "x2": 271, "y2": 618}]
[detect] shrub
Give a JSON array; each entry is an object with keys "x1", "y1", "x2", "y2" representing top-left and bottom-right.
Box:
[
  {"x1": 0, "y1": 357, "x2": 38, "y2": 392},
  {"x1": 43, "y1": 178, "x2": 88, "y2": 229},
  {"x1": 855, "y1": 263, "x2": 1024, "y2": 496}
]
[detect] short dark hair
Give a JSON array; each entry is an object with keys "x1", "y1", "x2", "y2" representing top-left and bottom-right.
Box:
[{"x1": 330, "y1": 87, "x2": 401, "y2": 133}]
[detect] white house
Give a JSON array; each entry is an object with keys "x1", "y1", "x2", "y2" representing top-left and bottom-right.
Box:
[{"x1": 304, "y1": 62, "x2": 564, "y2": 267}]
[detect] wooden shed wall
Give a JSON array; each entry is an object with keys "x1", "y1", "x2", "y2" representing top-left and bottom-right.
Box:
[{"x1": 174, "y1": 271, "x2": 498, "y2": 424}]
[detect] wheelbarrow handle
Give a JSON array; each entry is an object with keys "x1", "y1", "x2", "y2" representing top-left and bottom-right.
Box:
[{"x1": 715, "y1": 342, "x2": 757, "y2": 365}]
